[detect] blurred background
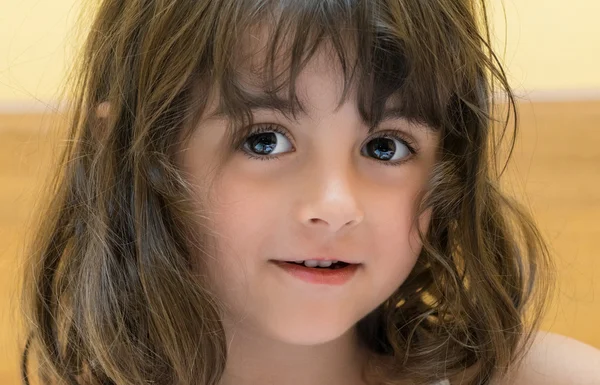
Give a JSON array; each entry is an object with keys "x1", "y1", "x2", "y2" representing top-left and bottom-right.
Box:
[{"x1": 1, "y1": 0, "x2": 599, "y2": 384}]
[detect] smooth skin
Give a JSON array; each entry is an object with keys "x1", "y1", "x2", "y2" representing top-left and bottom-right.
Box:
[
  {"x1": 443, "y1": 331, "x2": 600, "y2": 385},
  {"x1": 498, "y1": 331, "x2": 600, "y2": 385}
]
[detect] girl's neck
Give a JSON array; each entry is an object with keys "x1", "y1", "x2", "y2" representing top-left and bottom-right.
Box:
[{"x1": 218, "y1": 320, "x2": 372, "y2": 385}]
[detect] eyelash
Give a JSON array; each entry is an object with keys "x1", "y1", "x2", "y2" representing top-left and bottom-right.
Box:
[{"x1": 239, "y1": 123, "x2": 419, "y2": 166}]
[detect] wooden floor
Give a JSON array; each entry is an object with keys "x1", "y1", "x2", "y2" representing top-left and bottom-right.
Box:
[{"x1": 0, "y1": 102, "x2": 599, "y2": 384}]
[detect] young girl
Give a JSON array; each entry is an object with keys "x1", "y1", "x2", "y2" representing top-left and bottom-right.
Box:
[{"x1": 18, "y1": 0, "x2": 600, "y2": 384}]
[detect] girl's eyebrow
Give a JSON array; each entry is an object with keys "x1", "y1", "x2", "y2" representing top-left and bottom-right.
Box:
[
  {"x1": 208, "y1": 89, "x2": 432, "y2": 132},
  {"x1": 208, "y1": 91, "x2": 306, "y2": 121}
]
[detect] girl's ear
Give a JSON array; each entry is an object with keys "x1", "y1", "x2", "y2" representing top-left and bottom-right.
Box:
[
  {"x1": 92, "y1": 101, "x2": 111, "y2": 143},
  {"x1": 96, "y1": 101, "x2": 111, "y2": 118}
]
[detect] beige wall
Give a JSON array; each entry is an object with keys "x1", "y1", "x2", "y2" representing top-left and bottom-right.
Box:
[
  {"x1": 1, "y1": 0, "x2": 600, "y2": 105},
  {"x1": 0, "y1": 0, "x2": 82, "y2": 105},
  {"x1": 489, "y1": 0, "x2": 600, "y2": 91}
]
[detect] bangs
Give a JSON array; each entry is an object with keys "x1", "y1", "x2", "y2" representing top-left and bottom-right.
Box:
[{"x1": 199, "y1": 0, "x2": 485, "y2": 146}]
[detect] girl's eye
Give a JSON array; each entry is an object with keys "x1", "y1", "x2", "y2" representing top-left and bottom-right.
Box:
[
  {"x1": 240, "y1": 124, "x2": 417, "y2": 165},
  {"x1": 241, "y1": 124, "x2": 294, "y2": 159},
  {"x1": 361, "y1": 133, "x2": 416, "y2": 165}
]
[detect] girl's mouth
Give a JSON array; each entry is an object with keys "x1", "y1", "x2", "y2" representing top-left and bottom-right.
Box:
[
  {"x1": 284, "y1": 260, "x2": 350, "y2": 269},
  {"x1": 270, "y1": 260, "x2": 361, "y2": 285}
]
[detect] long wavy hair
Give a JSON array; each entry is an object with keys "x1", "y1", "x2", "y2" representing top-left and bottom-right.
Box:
[{"x1": 19, "y1": 0, "x2": 554, "y2": 384}]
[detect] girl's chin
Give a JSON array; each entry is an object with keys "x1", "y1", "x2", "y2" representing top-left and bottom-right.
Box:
[{"x1": 265, "y1": 323, "x2": 358, "y2": 346}]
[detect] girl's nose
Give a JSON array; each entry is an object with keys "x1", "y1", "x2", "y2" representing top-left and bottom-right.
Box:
[{"x1": 296, "y1": 165, "x2": 365, "y2": 235}]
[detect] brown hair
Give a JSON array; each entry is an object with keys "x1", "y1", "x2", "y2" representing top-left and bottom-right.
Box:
[{"x1": 19, "y1": 0, "x2": 554, "y2": 384}]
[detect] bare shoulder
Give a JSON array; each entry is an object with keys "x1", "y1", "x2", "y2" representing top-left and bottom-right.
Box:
[{"x1": 495, "y1": 330, "x2": 600, "y2": 385}]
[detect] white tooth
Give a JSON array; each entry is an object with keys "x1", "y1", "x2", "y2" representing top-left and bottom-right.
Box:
[
  {"x1": 303, "y1": 260, "x2": 319, "y2": 268},
  {"x1": 317, "y1": 261, "x2": 333, "y2": 267}
]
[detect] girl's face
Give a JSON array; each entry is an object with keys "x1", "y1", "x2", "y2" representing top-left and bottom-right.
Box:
[{"x1": 180, "y1": 41, "x2": 440, "y2": 347}]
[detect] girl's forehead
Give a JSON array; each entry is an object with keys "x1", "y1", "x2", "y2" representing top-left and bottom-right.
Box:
[
  {"x1": 234, "y1": 23, "x2": 352, "y2": 89},
  {"x1": 221, "y1": 27, "x2": 354, "y2": 119},
  {"x1": 202, "y1": 8, "x2": 450, "y2": 132}
]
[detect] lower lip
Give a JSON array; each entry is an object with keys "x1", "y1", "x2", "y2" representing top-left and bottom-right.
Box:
[{"x1": 271, "y1": 261, "x2": 360, "y2": 285}]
